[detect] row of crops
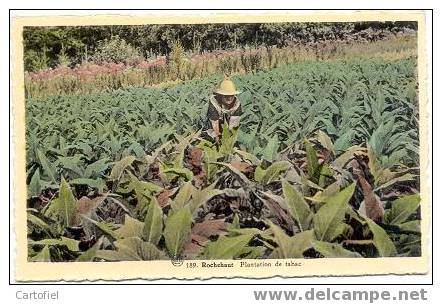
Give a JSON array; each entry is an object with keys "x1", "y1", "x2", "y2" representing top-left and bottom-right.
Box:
[{"x1": 26, "y1": 57, "x2": 421, "y2": 261}]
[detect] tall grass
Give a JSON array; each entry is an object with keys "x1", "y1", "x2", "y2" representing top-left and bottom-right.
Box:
[{"x1": 24, "y1": 35, "x2": 416, "y2": 98}]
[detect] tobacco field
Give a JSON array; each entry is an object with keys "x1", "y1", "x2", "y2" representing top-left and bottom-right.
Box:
[{"x1": 26, "y1": 57, "x2": 421, "y2": 262}]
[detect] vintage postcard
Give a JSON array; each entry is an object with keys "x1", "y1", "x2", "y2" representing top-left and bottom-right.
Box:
[{"x1": 11, "y1": 10, "x2": 430, "y2": 281}]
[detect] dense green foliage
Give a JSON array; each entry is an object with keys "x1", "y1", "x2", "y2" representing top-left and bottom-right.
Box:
[
  {"x1": 26, "y1": 57, "x2": 421, "y2": 262},
  {"x1": 27, "y1": 129, "x2": 421, "y2": 262},
  {"x1": 23, "y1": 22, "x2": 417, "y2": 71},
  {"x1": 26, "y1": 58, "x2": 418, "y2": 185},
  {"x1": 88, "y1": 36, "x2": 143, "y2": 65}
]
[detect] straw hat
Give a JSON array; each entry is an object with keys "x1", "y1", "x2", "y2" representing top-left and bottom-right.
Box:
[{"x1": 214, "y1": 78, "x2": 241, "y2": 95}]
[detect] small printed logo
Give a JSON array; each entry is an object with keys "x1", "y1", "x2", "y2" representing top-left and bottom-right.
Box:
[{"x1": 171, "y1": 256, "x2": 184, "y2": 267}]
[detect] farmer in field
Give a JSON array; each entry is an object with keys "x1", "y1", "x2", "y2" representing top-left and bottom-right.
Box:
[{"x1": 204, "y1": 78, "x2": 242, "y2": 142}]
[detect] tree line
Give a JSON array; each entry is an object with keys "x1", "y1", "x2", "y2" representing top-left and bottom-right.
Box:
[{"x1": 23, "y1": 21, "x2": 417, "y2": 71}]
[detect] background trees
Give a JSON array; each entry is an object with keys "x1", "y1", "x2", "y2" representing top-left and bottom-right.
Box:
[{"x1": 23, "y1": 21, "x2": 417, "y2": 71}]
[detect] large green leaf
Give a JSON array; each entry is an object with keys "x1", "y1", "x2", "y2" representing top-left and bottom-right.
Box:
[
  {"x1": 308, "y1": 180, "x2": 343, "y2": 203},
  {"x1": 37, "y1": 149, "x2": 57, "y2": 183},
  {"x1": 374, "y1": 173, "x2": 416, "y2": 191},
  {"x1": 215, "y1": 162, "x2": 252, "y2": 187},
  {"x1": 317, "y1": 130, "x2": 335, "y2": 155},
  {"x1": 233, "y1": 148, "x2": 260, "y2": 165},
  {"x1": 203, "y1": 234, "x2": 253, "y2": 259},
  {"x1": 127, "y1": 172, "x2": 163, "y2": 196},
  {"x1": 304, "y1": 139, "x2": 320, "y2": 180},
  {"x1": 189, "y1": 186, "x2": 225, "y2": 214},
  {"x1": 332, "y1": 145, "x2": 364, "y2": 169},
  {"x1": 171, "y1": 181, "x2": 193, "y2": 210},
  {"x1": 267, "y1": 221, "x2": 292, "y2": 258},
  {"x1": 260, "y1": 161, "x2": 292, "y2": 184},
  {"x1": 258, "y1": 190, "x2": 289, "y2": 210},
  {"x1": 312, "y1": 241, "x2": 362, "y2": 258},
  {"x1": 84, "y1": 157, "x2": 111, "y2": 178},
  {"x1": 318, "y1": 163, "x2": 334, "y2": 187},
  {"x1": 70, "y1": 178, "x2": 106, "y2": 192},
  {"x1": 76, "y1": 238, "x2": 103, "y2": 262},
  {"x1": 313, "y1": 183, "x2": 356, "y2": 242},
  {"x1": 171, "y1": 131, "x2": 199, "y2": 166},
  {"x1": 230, "y1": 213, "x2": 240, "y2": 230},
  {"x1": 164, "y1": 206, "x2": 192, "y2": 258},
  {"x1": 96, "y1": 237, "x2": 165, "y2": 261},
  {"x1": 115, "y1": 215, "x2": 144, "y2": 239},
  {"x1": 108, "y1": 155, "x2": 136, "y2": 181},
  {"x1": 282, "y1": 180, "x2": 312, "y2": 231},
  {"x1": 398, "y1": 220, "x2": 421, "y2": 233},
  {"x1": 367, "y1": 145, "x2": 401, "y2": 188},
  {"x1": 200, "y1": 145, "x2": 222, "y2": 181},
  {"x1": 95, "y1": 250, "x2": 137, "y2": 261},
  {"x1": 143, "y1": 198, "x2": 163, "y2": 245},
  {"x1": 81, "y1": 215, "x2": 118, "y2": 240},
  {"x1": 162, "y1": 166, "x2": 194, "y2": 181},
  {"x1": 268, "y1": 221, "x2": 314, "y2": 258},
  {"x1": 254, "y1": 165, "x2": 266, "y2": 183},
  {"x1": 28, "y1": 168, "x2": 41, "y2": 198},
  {"x1": 365, "y1": 217, "x2": 397, "y2": 257},
  {"x1": 125, "y1": 173, "x2": 162, "y2": 214},
  {"x1": 261, "y1": 134, "x2": 279, "y2": 162},
  {"x1": 30, "y1": 245, "x2": 51, "y2": 262},
  {"x1": 219, "y1": 122, "x2": 238, "y2": 155},
  {"x1": 29, "y1": 237, "x2": 80, "y2": 251},
  {"x1": 27, "y1": 211, "x2": 52, "y2": 234},
  {"x1": 44, "y1": 177, "x2": 77, "y2": 228},
  {"x1": 384, "y1": 194, "x2": 420, "y2": 225}
]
